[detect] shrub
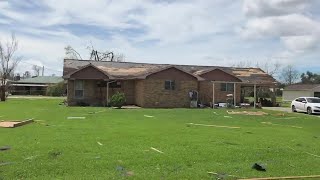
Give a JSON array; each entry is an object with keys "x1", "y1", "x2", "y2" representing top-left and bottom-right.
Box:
[
  {"x1": 109, "y1": 92, "x2": 126, "y2": 108},
  {"x1": 46, "y1": 82, "x2": 65, "y2": 96}
]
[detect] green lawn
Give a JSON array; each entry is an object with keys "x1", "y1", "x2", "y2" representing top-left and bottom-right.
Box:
[{"x1": 0, "y1": 99, "x2": 320, "y2": 179}]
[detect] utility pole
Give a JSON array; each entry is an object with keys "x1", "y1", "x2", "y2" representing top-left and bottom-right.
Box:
[{"x1": 42, "y1": 66, "x2": 44, "y2": 76}]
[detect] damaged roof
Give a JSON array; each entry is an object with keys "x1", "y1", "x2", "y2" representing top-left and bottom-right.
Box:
[{"x1": 63, "y1": 59, "x2": 277, "y2": 85}]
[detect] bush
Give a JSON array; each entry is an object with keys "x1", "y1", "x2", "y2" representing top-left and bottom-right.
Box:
[
  {"x1": 46, "y1": 82, "x2": 65, "y2": 96},
  {"x1": 109, "y1": 92, "x2": 126, "y2": 108}
]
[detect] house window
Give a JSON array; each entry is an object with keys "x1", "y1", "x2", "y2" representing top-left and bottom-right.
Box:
[
  {"x1": 74, "y1": 80, "x2": 84, "y2": 98},
  {"x1": 221, "y1": 83, "x2": 234, "y2": 92},
  {"x1": 165, "y1": 80, "x2": 175, "y2": 90}
]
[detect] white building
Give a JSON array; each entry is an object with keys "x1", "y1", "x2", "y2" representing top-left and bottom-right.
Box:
[{"x1": 283, "y1": 84, "x2": 320, "y2": 101}]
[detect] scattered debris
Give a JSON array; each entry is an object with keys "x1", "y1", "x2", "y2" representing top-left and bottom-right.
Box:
[
  {"x1": 97, "y1": 142, "x2": 103, "y2": 146},
  {"x1": 252, "y1": 163, "x2": 267, "y2": 171},
  {"x1": 305, "y1": 152, "x2": 320, "y2": 158},
  {"x1": 227, "y1": 111, "x2": 268, "y2": 116},
  {"x1": 223, "y1": 116, "x2": 232, "y2": 118},
  {"x1": 0, "y1": 146, "x2": 10, "y2": 151},
  {"x1": 24, "y1": 155, "x2": 38, "y2": 160},
  {"x1": 0, "y1": 119, "x2": 34, "y2": 128},
  {"x1": 126, "y1": 171, "x2": 134, "y2": 177},
  {"x1": 0, "y1": 162, "x2": 14, "y2": 166},
  {"x1": 48, "y1": 150, "x2": 62, "y2": 158},
  {"x1": 150, "y1": 147, "x2": 164, "y2": 154},
  {"x1": 187, "y1": 123, "x2": 240, "y2": 129},
  {"x1": 239, "y1": 175, "x2": 320, "y2": 180},
  {"x1": 116, "y1": 166, "x2": 134, "y2": 177},
  {"x1": 144, "y1": 115, "x2": 154, "y2": 118},
  {"x1": 275, "y1": 113, "x2": 285, "y2": 116},
  {"x1": 67, "y1": 117, "x2": 86, "y2": 119},
  {"x1": 261, "y1": 122, "x2": 302, "y2": 129},
  {"x1": 116, "y1": 165, "x2": 125, "y2": 171},
  {"x1": 88, "y1": 110, "x2": 106, "y2": 114},
  {"x1": 208, "y1": 172, "x2": 245, "y2": 179},
  {"x1": 276, "y1": 117, "x2": 297, "y2": 120}
]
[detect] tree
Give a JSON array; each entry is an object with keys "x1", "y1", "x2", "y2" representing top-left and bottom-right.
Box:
[
  {"x1": 301, "y1": 71, "x2": 320, "y2": 84},
  {"x1": 23, "y1": 71, "x2": 31, "y2": 78},
  {"x1": 65, "y1": 45, "x2": 82, "y2": 60},
  {"x1": 0, "y1": 33, "x2": 21, "y2": 101},
  {"x1": 32, "y1": 65, "x2": 41, "y2": 76},
  {"x1": 281, "y1": 65, "x2": 299, "y2": 85}
]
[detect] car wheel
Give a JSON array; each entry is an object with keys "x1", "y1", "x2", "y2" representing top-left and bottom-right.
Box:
[
  {"x1": 307, "y1": 107, "x2": 312, "y2": 115},
  {"x1": 292, "y1": 105, "x2": 297, "y2": 112}
]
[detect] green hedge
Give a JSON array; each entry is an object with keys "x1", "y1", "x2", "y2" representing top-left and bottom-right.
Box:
[
  {"x1": 109, "y1": 92, "x2": 126, "y2": 108},
  {"x1": 46, "y1": 82, "x2": 65, "y2": 96}
]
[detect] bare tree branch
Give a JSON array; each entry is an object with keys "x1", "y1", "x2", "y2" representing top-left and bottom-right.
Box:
[
  {"x1": 32, "y1": 65, "x2": 41, "y2": 76},
  {"x1": 65, "y1": 45, "x2": 82, "y2": 60},
  {"x1": 0, "y1": 33, "x2": 21, "y2": 101},
  {"x1": 281, "y1": 65, "x2": 299, "y2": 85}
]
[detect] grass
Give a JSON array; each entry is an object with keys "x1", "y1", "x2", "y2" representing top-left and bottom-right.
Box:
[{"x1": 0, "y1": 99, "x2": 320, "y2": 179}]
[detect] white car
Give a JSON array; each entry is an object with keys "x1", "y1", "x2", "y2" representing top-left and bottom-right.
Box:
[{"x1": 291, "y1": 97, "x2": 320, "y2": 115}]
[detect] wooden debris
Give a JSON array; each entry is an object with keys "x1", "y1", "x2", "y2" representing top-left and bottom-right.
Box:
[
  {"x1": 0, "y1": 146, "x2": 10, "y2": 151},
  {"x1": 224, "y1": 116, "x2": 232, "y2": 118},
  {"x1": 150, "y1": 147, "x2": 164, "y2": 154},
  {"x1": 67, "y1": 117, "x2": 86, "y2": 119},
  {"x1": 0, "y1": 119, "x2": 34, "y2": 128},
  {"x1": 187, "y1": 123, "x2": 240, "y2": 129},
  {"x1": 239, "y1": 175, "x2": 320, "y2": 180},
  {"x1": 0, "y1": 162, "x2": 14, "y2": 166},
  {"x1": 261, "y1": 122, "x2": 302, "y2": 129},
  {"x1": 97, "y1": 142, "x2": 103, "y2": 146},
  {"x1": 126, "y1": 171, "x2": 134, "y2": 176},
  {"x1": 305, "y1": 152, "x2": 320, "y2": 158},
  {"x1": 144, "y1": 115, "x2": 154, "y2": 118},
  {"x1": 287, "y1": 146, "x2": 320, "y2": 158},
  {"x1": 208, "y1": 172, "x2": 245, "y2": 179},
  {"x1": 227, "y1": 111, "x2": 268, "y2": 116}
]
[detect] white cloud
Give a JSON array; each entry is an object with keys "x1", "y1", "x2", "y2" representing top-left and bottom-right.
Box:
[
  {"x1": 243, "y1": 0, "x2": 313, "y2": 17},
  {"x1": 0, "y1": 0, "x2": 320, "y2": 74},
  {"x1": 241, "y1": 0, "x2": 320, "y2": 57},
  {"x1": 241, "y1": 14, "x2": 320, "y2": 38}
]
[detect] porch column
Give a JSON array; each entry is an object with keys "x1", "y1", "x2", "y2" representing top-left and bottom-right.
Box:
[
  {"x1": 212, "y1": 82, "x2": 215, "y2": 108},
  {"x1": 234, "y1": 83, "x2": 236, "y2": 106},
  {"x1": 106, "y1": 82, "x2": 109, "y2": 107},
  {"x1": 254, "y1": 84, "x2": 257, "y2": 109}
]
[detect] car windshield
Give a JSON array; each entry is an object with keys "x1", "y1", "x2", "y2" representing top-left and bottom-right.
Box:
[{"x1": 306, "y1": 98, "x2": 320, "y2": 103}]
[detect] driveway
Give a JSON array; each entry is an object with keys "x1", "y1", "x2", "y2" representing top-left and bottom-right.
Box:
[{"x1": 263, "y1": 107, "x2": 292, "y2": 113}]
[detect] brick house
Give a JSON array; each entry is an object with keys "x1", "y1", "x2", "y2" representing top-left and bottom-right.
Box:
[{"x1": 63, "y1": 59, "x2": 277, "y2": 108}]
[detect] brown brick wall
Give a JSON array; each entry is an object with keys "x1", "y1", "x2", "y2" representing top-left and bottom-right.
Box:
[
  {"x1": 67, "y1": 80, "x2": 135, "y2": 106},
  {"x1": 142, "y1": 79, "x2": 198, "y2": 108},
  {"x1": 67, "y1": 80, "x2": 105, "y2": 106},
  {"x1": 108, "y1": 80, "x2": 135, "y2": 105},
  {"x1": 199, "y1": 81, "x2": 241, "y2": 105},
  {"x1": 134, "y1": 80, "x2": 144, "y2": 106}
]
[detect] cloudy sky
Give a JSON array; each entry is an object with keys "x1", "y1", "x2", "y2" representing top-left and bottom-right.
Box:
[{"x1": 0, "y1": 0, "x2": 319, "y2": 76}]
